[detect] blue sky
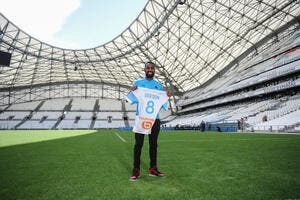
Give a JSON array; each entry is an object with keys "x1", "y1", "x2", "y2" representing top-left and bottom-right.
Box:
[{"x1": 0, "y1": 0, "x2": 148, "y2": 49}]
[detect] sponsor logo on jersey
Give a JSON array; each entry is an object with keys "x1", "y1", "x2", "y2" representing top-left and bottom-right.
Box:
[{"x1": 141, "y1": 121, "x2": 153, "y2": 130}]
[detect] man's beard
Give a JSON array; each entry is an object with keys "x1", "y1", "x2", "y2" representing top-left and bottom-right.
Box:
[{"x1": 146, "y1": 72, "x2": 154, "y2": 79}]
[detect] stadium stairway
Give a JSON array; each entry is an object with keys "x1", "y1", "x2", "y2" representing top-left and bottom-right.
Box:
[
  {"x1": 15, "y1": 100, "x2": 45, "y2": 129},
  {"x1": 0, "y1": 104, "x2": 11, "y2": 114},
  {"x1": 89, "y1": 100, "x2": 99, "y2": 129},
  {"x1": 93, "y1": 99, "x2": 99, "y2": 112},
  {"x1": 122, "y1": 100, "x2": 130, "y2": 127},
  {"x1": 89, "y1": 115, "x2": 96, "y2": 129},
  {"x1": 66, "y1": 99, "x2": 73, "y2": 111},
  {"x1": 124, "y1": 119, "x2": 130, "y2": 128},
  {"x1": 51, "y1": 116, "x2": 63, "y2": 130},
  {"x1": 51, "y1": 99, "x2": 73, "y2": 130}
]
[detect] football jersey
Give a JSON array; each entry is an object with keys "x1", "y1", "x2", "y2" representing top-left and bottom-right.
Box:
[
  {"x1": 133, "y1": 78, "x2": 163, "y2": 118},
  {"x1": 127, "y1": 87, "x2": 169, "y2": 134}
]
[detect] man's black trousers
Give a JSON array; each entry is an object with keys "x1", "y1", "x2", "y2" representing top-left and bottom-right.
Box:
[{"x1": 133, "y1": 119, "x2": 160, "y2": 169}]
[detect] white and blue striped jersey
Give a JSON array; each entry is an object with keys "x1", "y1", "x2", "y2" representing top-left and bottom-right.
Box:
[{"x1": 127, "y1": 87, "x2": 169, "y2": 134}]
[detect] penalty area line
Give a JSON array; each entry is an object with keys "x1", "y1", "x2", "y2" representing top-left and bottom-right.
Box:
[{"x1": 114, "y1": 132, "x2": 127, "y2": 143}]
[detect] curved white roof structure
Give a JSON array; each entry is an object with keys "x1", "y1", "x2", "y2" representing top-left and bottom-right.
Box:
[{"x1": 0, "y1": 0, "x2": 299, "y2": 102}]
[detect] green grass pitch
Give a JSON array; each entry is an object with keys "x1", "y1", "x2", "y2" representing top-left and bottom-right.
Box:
[{"x1": 0, "y1": 130, "x2": 300, "y2": 200}]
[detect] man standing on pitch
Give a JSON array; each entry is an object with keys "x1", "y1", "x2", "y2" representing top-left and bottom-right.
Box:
[{"x1": 129, "y1": 61, "x2": 171, "y2": 181}]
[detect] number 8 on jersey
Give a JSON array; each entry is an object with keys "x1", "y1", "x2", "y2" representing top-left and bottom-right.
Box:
[{"x1": 146, "y1": 100, "x2": 154, "y2": 114}]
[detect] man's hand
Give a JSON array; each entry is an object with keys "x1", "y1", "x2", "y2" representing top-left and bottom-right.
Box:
[
  {"x1": 130, "y1": 86, "x2": 138, "y2": 91},
  {"x1": 166, "y1": 90, "x2": 171, "y2": 97}
]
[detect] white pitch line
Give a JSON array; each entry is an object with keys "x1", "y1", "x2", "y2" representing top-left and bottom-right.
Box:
[{"x1": 114, "y1": 132, "x2": 127, "y2": 143}]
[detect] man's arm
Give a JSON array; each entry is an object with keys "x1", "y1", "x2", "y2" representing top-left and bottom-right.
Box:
[{"x1": 131, "y1": 86, "x2": 138, "y2": 91}]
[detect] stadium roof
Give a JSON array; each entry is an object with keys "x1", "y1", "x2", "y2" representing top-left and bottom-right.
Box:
[{"x1": 0, "y1": 0, "x2": 299, "y2": 95}]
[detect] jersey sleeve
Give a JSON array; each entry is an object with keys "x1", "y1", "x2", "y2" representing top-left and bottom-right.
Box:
[
  {"x1": 161, "y1": 102, "x2": 169, "y2": 110},
  {"x1": 160, "y1": 83, "x2": 164, "y2": 90},
  {"x1": 133, "y1": 80, "x2": 139, "y2": 87},
  {"x1": 126, "y1": 91, "x2": 138, "y2": 105},
  {"x1": 156, "y1": 80, "x2": 163, "y2": 90}
]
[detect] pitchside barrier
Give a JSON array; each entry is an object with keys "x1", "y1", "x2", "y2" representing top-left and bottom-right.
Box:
[{"x1": 119, "y1": 123, "x2": 238, "y2": 132}]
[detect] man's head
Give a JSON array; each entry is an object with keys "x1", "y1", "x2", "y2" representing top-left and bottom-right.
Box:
[{"x1": 144, "y1": 61, "x2": 156, "y2": 79}]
